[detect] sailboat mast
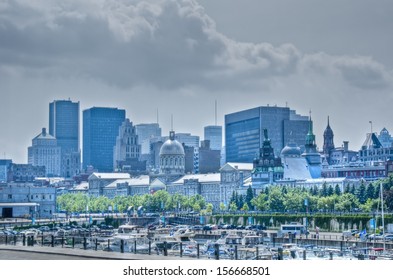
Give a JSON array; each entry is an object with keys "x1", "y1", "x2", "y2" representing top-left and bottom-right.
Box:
[{"x1": 381, "y1": 182, "x2": 385, "y2": 251}]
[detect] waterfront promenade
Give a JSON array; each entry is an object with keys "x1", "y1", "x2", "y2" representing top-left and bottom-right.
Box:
[{"x1": 0, "y1": 244, "x2": 181, "y2": 260}]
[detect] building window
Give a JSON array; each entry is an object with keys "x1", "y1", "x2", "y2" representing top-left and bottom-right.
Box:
[{"x1": 8, "y1": 194, "x2": 12, "y2": 199}]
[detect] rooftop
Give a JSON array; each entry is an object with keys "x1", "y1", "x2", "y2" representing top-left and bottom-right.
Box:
[
  {"x1": 171, "y1": 173, "x2": 221, "y2": 184},
  {"x1": 89, "y1": 173, "x2": 131, "y2": 180}
]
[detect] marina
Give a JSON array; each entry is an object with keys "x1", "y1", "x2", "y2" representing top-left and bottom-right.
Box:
[{"x1": 2, "y1": 221, "x2": 393, "y2": 260}]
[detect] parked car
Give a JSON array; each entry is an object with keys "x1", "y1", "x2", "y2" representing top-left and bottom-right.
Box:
[
  {"x1": 384, "y1": 234, "x2": 393, "y2": 241},
  {"x1": 203, "y1": 224, "x2": 214, "y2": 231},
  {"x1": 368, "y1": 233, "x2": 383, "y2": 240}
]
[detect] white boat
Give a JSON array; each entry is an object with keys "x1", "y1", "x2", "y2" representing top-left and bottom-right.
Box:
[
  {"x1": 242, "y1": 233, "x2": 264, "y2": 246},
  {"x1": 151, "y1": 228, "x2": 196, "y2": 253}
]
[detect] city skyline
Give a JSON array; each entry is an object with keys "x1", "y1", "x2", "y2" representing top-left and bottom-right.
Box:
[{"x1": 1, "y1": 0, "x2": 393, "y2": 163}]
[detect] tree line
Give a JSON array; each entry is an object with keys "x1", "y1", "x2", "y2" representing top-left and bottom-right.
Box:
[
  {"x1": 57, "y1": 175, "x2": 393, "y2": 214},
  {"x1": 228, "y1": 175, "x2": 393, "y2": 213},
  {"x1": 57, "y1": 190, "x2": 210, "y2": 214}
]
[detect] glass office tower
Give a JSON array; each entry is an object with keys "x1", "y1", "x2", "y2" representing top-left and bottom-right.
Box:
[
  {"x1": 83, "y1": 107, "x2": 126, "y2": 172},
  {"x1": 204, "y1": 125, "x2": 222, "y2": 151},
  {"x1": 225, "y1": 106, "x2": 309, "y2": 163},
  {"x1": 49, "y1": 99, "x2": 80, "y2": 177}
]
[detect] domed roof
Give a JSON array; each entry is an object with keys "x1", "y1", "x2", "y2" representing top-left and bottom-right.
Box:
[
  {"x1": 160, "y1": 131, "x2": 185, "y2": 156},
  {"x1": 281, "y1": 143, "x2": 301, "y2": 157}
]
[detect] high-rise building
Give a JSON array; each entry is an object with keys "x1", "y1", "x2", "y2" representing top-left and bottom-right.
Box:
[
  {"x1": 162, "y1": 133, "x2": 200, "y2": 148},
  {"x1": 199, "y1": 140, "x2": 220, "y2": 174},
  {"x1": 225, "y1": 106, "x2": 310, "y2": 163},
  {"x1": 204, "y1": 125, "x2": 222, "y2": 151},
  {"x1": 83, "y1": 107, "x2": 126, "y2": 172},
  {"x1": 28, "y1": 128, "x2": 61, "y2": 177},
  {"x1": 135, "y1": 123, "x2": 162, "y2": 155},
  {"x1": 49, "y1": 99, "x2": 80, "y2": 177},
  {"x1": 113, "y1": 119, "x2": 146, "y2": 173}
]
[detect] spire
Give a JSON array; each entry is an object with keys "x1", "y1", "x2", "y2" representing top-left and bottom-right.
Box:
[
  {"x1": 305, "y1": 113, "x2": 315, "y2": 147},
  {"x1": 323, "y1": 115, "x2": 335, "y2": 156}
]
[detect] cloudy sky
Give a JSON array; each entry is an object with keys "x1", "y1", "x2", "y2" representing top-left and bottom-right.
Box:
[{"x1": 1, "y1": 0, "x2": 393, "y2": 163}]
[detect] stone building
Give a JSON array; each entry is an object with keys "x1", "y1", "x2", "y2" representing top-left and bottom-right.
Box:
[
  {"x1": 113, "y1": 119, "x2": 146, "y2": 174},
  {"x1": 251, "y1": 129, "x2": 283, "y2": 188},
  {"x1": 158, "y1": 131, "x2": 185, "y2": 183},
  {"x1": 28, "y1": 128, "x2": 61, "y2": 177}
]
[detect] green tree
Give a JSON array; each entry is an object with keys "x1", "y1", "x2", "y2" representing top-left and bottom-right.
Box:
[
  {"x1": 283, "y1": 190, "x2": 304, "y2": 212},
  {"x1": 205, "y1": 203, "x2": 213, "y2": 214},
  {"x1": 360, "y1": 198, "x2": 380, "y2": 212},
  {"x1": 327, "y1": 185, "x2": 334, "y2": 197},
  {"x1": 245, "y1": 186, "x2": 254, "y2": 210},
  {"x1": 356, "y1": 182, "x2": 367, "y2": 204},
  {"x1": 320, "y1": 182, "x2": 328, "y2": 197},
  {"x1": 268, "y1": 187, "x2": 285, "y2": 212},
  {"x1": 350, "y1": 184, "x2": 356, "y2": 195},
  {"x1": 335, "y1": 193, "x2": 360, "y2": 212},
  {"x1": 317, "y1": 195, "x2": 338, "y2": 212},
  {"x1": 334, "y1": 184, "x2": 342, "y2": 196},
  {"x1": 241, "y1": 202, "x2": 249, "y2": 212},
  {"x1": 366, "y1": 183, "x2": 376, "y2": 200},
  {"x1": 219, "y1": 202, "x2": 226, "y2": 212},
  {"x1": 237, "y1": 194, "x2": 244, "y2": 209},
  {"x1": 251, "y1": 193, "x2": 268, "y2": 211},
  {"x1": 229, "y1": 201, "x2": 238, "y2": 212},
  {"x1": 385, "y1": 189, "x2": 393, "y2": 211}
]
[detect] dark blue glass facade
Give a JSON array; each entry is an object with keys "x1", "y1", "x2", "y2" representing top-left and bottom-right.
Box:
[
  {"x1": 83, "y1": 107, "x2": 126, "y2": 172},
  {"x1": 49, "y1": 100, "x2": 79, "y2": 152},
  {"x1": 226, "y1": 117, "x2": 260, "y2": 163},
  {"x1": 225, "y1": 106, "x2": 310, "y2": 163}
]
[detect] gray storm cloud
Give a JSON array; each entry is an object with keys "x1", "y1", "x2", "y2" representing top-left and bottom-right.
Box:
[{"x1": 0, "y1": 0, "x2": 391, "y2": 90}]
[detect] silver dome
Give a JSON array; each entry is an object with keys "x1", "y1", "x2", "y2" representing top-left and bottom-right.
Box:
[
  {"x1": 160, "y1": 139, "x2": 185, "y2": 156},
  {"x1": 160, "y1": 131, "x2": 185, "y2": 156},
  {"x1": 281, "y1": 143, "x2": 301, "y2": 157}
]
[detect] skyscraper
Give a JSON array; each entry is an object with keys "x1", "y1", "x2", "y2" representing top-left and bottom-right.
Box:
[
  {"x1": 225, "y1": 106, "x2": 310, "y2": 163},
  {"x1": 49, "y1": 100, "x2": 79, "y2": 151},
  {"x1": 83, "y1": 107, "x2": 126, "y2": 172},
  {"x1": 204, "y1": 125, "x2": 222, "y2": 151},
  {"x1": 114, "y1": 119, "x2": 146, "y2": 173},
  {"x1": 135, "y1": 123, "x2": 162, "y2": 155},
  {"x1": 49, "y1": 99, "x2": 80, "y2": 177}
]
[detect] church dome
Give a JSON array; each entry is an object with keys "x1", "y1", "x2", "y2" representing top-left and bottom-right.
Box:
[
  {"x1": 160, "y1": 131, "x2": 185, "y2": 156},
  {"x1": 281, "y1": 143, "x2": 301, "y2": 157}
]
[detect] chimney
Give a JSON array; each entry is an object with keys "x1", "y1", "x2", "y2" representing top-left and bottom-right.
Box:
[
  {"x1": 343, "y1": 141, "x2": 349, "y2": 152},
  {"x1": 42, "y1": 128, "x2": 46, "y2": 136}
]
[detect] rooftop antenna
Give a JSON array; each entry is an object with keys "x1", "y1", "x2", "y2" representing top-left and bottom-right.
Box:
[
  {"x1": 215, "y1": 100, "x2": 217, "y2": 126},
  {"x1": 369, "y1": 121, "x2": 373, "y2": 134},
  {"x1": 156, "y1": 108, "x2": 159, "y2": 124},
  {"x1": 285, "y1": 101, "x2": 288, "y2": 107},
  {"x1": 171, "y1": 114, "x2": 174, "y2": 131}
]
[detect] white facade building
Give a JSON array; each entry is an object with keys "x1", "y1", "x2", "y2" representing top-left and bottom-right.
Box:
[{"x1": 28, "y1": 128, "x2": 61, "y2": 177}]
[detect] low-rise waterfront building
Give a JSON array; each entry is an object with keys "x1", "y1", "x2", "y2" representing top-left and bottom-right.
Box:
[{"x1": 0, "y1": 182, "x2": 56, "y2": 218}]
